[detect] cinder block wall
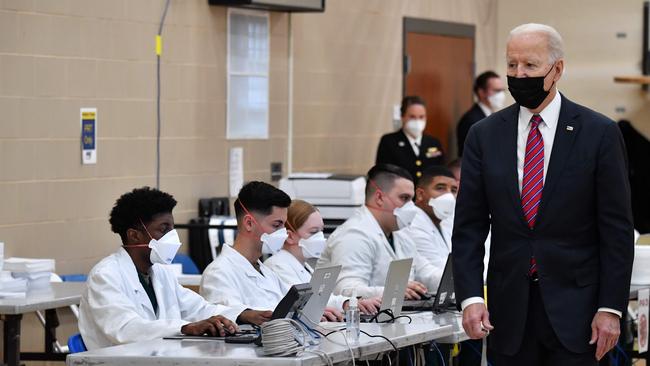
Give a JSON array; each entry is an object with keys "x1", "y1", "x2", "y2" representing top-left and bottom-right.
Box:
[{"x1": 0, "y1": 0, "x2": 498, "y2": 360}]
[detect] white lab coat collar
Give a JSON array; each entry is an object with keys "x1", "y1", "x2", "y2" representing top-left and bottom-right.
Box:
[
  {"x1": 220, "y1": 244, "x2": 266, "y2": 279},
  {"x1": 267, "y1": 249, "x2": 312, "y2": 283},
  {"x1": 219, "y1": 244, "x2": 285, "y2": 301},
  {"x1": 116, "y1": 247, "x2": 179, "y2": 318},
  {"x1": 360, "y1": 205, "x2": 400, "y2": 260},
  {"x1": 114, "y1": 248, "x2": 161, "y2": 317}
]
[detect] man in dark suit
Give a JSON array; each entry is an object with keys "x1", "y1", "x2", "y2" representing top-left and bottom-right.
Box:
[
  {"x1": 453, "y1": 23, "x2": 634, "y2": 365},
  {"x1": 376, "y1": 96, "x2": 444, "y2": 181},
  {"x1": 456, "y1": 71, "x2": 506, "y2": 156}
]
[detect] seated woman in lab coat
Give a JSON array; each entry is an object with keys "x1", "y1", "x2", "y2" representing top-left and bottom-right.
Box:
[
  {"x1": 200, "y1": 181, "x2": 291, "y2": 325},
  {"x1": 264, "y1": 199, "x2": 382, "y2": 317},
  {"x1": 79, "y1": 187, "x2": 264, "y2": 350}
]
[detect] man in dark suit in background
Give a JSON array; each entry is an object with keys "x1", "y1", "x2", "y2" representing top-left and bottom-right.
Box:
[
  {"x1": 376, "y1": 96, "x2": 444, "y2": 181},
  {"x1": 456, "y1": 71, "x2": 506, "y2": 157},
  {"x1": 453, "y1": 23, "x2": 634, "y2": 365}
]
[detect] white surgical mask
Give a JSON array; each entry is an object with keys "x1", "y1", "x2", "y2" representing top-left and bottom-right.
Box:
[
  {"x1": 148, "y1": 229, "x2": 182, "y2": 265},
  {"x1": 404, "y1": 119, "x2": 426, "y2": 139},
  {"x1": 394, "y1": 201, "x2": 419, "y2": 229},
  {"x1": 299, "y1": 231, "x2": 326, "y2": 259},
  {"x1": 261, "y1": 227, "x2": 288, "y2": 255},
  {"x1": 428, "y1": 193, "x2": 456, "y2": 221},
  {"x1": 487, "y1": 91, "x2": 506, "y2": 111}
]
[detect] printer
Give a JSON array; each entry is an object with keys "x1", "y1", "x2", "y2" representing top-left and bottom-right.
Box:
[{"x1": 279, "y1": 173, "x2": 366, "y2": 221}]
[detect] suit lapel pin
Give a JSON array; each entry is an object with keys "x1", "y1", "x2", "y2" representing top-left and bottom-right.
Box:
[
  {"x1": 398, "y1": 141, "x2": 405, "y2": 147},
  {"x1": 566, "y1": 126, "x2": 574, "y2": 131}
]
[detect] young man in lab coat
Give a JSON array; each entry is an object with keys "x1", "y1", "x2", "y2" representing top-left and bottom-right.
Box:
[
  {"x1": 404, "y1": 166, "x2": 458, "y2": 287},
  {"x1": 316, "y1": 164, "x2": 440, "y2": 298},
  {"x1": 79, "y1": 187, "x2": 262, "y2": 350},
  {"x1": 199, "y1": 181, "x2": 291, "y2": 325}
]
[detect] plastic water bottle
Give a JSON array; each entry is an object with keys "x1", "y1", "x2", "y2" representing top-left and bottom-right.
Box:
[{"x1": 345, "y1": 288, "x2": 360, "y2": 346}]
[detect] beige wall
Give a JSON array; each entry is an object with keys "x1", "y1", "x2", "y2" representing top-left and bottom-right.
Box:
[
  {"x1": 0, "y1": 0, "x2": 497, "y2": 275},
  {"x1": 0, "y1": 0, "x2": 496, "y2": 356},
  {"x1": 291, "y1": 0, "x2": 498, "y2": 173},
  {"x1": 497, "y1": 0, "x2": 650, "y2": 138},
  {"x1": 1, "y1": 0, "x2": 646, "y2": 360},
  {"x1": 0, "y1": 0, "x2": 289, "y2": 275}
]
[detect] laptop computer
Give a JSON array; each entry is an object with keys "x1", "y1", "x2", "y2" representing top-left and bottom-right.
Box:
[
  {"x1": 402, "y1": 253, "x2": 456, "y2": 313},
  {"x1": 360, "y1": 258, "x2": 413, "y2": 322},
  {"x1": 297, "y1": 265, "x2": 342, "y2": 326},
  {"x1": 271, "y1": 283, "x2": 313, "y2": 320}
]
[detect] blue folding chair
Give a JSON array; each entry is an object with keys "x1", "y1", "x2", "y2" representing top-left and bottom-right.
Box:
[
  {"x1": 67, "y1": 333, "x2": 87, "y2": 353},
  {"x1": 172, "y1": 253, "x2": 200, "y2": 274},
  {"x1": 60, "y1": 274, "x2": 88, "y2": 282}
]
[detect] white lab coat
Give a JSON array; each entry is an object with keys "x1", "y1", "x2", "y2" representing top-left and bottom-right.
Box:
[
  {"x1": 404, "y1": 206, "x2": 451, "y2": 288},
  {"x1": 264, "y1": 249, "x2": 348, "y2": 310},
  {"x1": 78, "y1": 248, "x2": 244, "y2": 350},
  {"x1": 200, "y1": 244, "x2": 290, "y2": 310},
  {"x1": 316, "y1": 206, "x2": 440, "y2": 298}
]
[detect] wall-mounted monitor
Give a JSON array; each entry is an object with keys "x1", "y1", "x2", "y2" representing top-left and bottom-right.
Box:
[{"x1": 209, "y1": 0, "x2": 325, "y2": 12}]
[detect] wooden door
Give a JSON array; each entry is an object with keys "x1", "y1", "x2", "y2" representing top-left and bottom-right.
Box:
[{"x1": 404, "y1": 29, "x2": 474, "y2": 159}]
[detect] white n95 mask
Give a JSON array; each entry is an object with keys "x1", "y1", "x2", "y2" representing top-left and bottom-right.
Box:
[
  {"x1": 488, "y1": 91, "x2": 506, "y2": 111},
  {"x1": 394, "y1": 201, "x2": 419, "y2": 229},
  {"x1": 149, "y1": 229, "x2": 182, "y2": 265},
  {"x1": 404, "y1": 119, "x2": 426, "y2": 138},
  {"x1": 261, "y1": 227, "x2": 288, "y2": 255},
  {"x1": 429, "y1": 193, "x2": 456, "y2": 221},
  {"x1": 299, "y1": 231, "x2": 326, "y2": 259}
]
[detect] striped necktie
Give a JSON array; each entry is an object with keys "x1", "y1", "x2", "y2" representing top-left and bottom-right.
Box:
[
  {"x1": 522, "y1": 114, "x2": 544, "y2": 279},
  {"x1": 521, "y1": 114, "x2": 544, "y2": 229}
]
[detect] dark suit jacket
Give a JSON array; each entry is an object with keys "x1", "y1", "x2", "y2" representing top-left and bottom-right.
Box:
[
  {"x1": 456, "y1": 103, "x2": 487, "y2": 157},
  {"x1": 452, "y1": 95, "x2": 634, "y2": 355},
  {"x1": 375, "y1": 129, "x2": 444, "y2": 181}
]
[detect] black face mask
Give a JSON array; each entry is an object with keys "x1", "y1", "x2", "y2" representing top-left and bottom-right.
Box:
[{"x1": 507, "y1": 64, "x2": 556, "y2": 109}]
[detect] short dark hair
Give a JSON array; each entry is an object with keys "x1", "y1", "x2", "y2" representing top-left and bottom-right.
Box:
[
  {"x1": 365, "y1": 164, "x2": 413, "y2": 200},
  {"x1": 473, "y1": 71, "x2": 500, "y2": 95},
  {"x1": 416, "y1": 166, "x2": 456, "y2": 189},
  {"x1": 400, "y1": 95, "x2": 426, "y2": 116},
  {"x1": 234, "y1": 181, "x2": 291, "y2": 221},
  {"x1": 109, "y1": 187, "x2": 177, "y2": 243}
]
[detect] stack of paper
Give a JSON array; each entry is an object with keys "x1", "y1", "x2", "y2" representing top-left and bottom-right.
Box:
[
  {"x1": 13, "y1": 271, "x2": 51, "y2": 289},
  {"x1": 0, "y1": 271, "x2": 27, "y2": 298},
  {"x1": 3, "y1": 257, "x2": 55, "y2": 273},
  {"x1": 4, "y1": 257, "x2": 55, "y2": 290}
]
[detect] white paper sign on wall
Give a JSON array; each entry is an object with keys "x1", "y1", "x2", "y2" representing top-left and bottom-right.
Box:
[{"x1": 229, "y1": 147, "x2": 244, "y2": 197}]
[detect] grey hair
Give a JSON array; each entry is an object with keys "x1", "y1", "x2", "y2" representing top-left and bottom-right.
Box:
[{"x1": 508, "y1": 23, "x2": 564, "y2": 63}]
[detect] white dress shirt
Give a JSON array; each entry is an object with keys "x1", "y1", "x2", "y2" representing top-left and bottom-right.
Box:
[
  {"x1": 405, "y1": 132, "x2": 422, "y2": 156},
  {"x1": 477, "y1": 102, "x2": 493, "y2": 118},
  {"x1": 516, "y1": 91, "x2": 560, "y2": 191},
  {"x1": 461, "y1": 91, "x2": 621, "y2": 318}
]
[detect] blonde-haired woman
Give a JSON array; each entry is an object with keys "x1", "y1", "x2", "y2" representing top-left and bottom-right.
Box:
[{"x1": 265, "y1": 200, "x2": 380, "y2": 320}]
